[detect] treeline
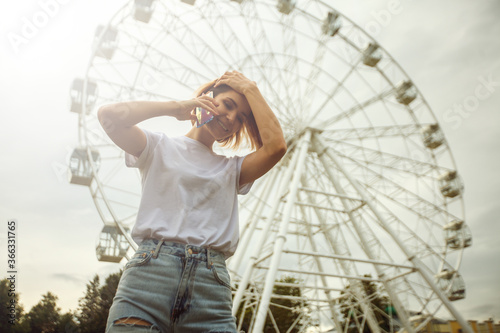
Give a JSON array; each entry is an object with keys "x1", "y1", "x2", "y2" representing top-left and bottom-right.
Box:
[
  {"x1": 1, "y1": 271, "x2": 309, "y2": 333},
  {"x1": 0, "y1": 270, "x2": 123, "y2": 333}
]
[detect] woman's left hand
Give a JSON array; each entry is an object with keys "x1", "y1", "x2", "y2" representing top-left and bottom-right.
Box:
[{"x1": 214, "y1": 70, "x2": 257, "y2": 95}]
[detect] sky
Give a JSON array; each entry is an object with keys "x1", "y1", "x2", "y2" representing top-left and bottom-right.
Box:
[{"x1": 0, "y1": 0, "x2": 499, "y2": 325}]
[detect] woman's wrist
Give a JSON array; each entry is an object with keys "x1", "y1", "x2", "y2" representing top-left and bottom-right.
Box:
[{"x1": 242, "y1": 83, "x2": 259, "y2": 97}]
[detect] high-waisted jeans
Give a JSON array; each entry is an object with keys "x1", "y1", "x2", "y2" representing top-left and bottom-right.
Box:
[{"x1": 105, "y1": 239, "x2": 237, "y2": 333}]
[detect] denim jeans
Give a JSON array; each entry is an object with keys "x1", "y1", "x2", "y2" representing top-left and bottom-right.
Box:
[{"x1": 106, "y1": 239, "x2": 237, "y2": 333}]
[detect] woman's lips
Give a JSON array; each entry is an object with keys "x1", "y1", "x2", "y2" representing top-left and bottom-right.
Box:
[{"x1": 216, "y1": 118, "x2": 229, "y2": 132}]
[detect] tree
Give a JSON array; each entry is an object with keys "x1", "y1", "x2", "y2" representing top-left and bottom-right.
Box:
[
  {"x1": 57, "y1": 311, "x2": 79, "y2": 333},
  {"x1": 339, "y1": 275, "x2": 396, "y2": 333},
  {"x1": 26, "y1": 292, "x2": 61, "y2": 333},
  {"x1": 235, "y1": 276, "x2": 310, "y2": 333},
  {"x1": 0, "y1": 278, "x2": 29, "y2": 333},
  {"x1": 76, "y1": 275, "x2": 102, "y2": 333},
  {"x1": 76, "y1": 270, "x2": 122, "y2": 332}
]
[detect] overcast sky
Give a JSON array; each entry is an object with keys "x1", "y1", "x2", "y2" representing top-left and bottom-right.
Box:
[{"x1": 0, "y1": 0, "x2": 499, "y2": 325}]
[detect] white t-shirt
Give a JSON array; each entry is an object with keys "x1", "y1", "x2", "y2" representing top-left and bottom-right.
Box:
[{"x1": 125, "y1": 129, "x2": 252, "y2": 258}]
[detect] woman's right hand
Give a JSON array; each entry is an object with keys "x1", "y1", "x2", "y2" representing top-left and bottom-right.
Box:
[{"x1": 174, "y1": 94, "x2": 220, "y2": 121}]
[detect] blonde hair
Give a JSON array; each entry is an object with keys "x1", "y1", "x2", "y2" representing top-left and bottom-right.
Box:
[{"x1": 194, "y1": 80, "x2": 263, "y2": 151}]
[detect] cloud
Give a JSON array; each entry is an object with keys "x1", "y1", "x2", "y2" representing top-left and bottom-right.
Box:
[{"x1": 51, "y1": 273, "x2": 85, "y2": 285}]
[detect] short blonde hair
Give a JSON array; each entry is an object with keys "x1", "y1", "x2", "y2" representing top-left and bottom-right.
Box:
[{"x1": 194, "y1": 80, "x2": 263, "y2": 151}]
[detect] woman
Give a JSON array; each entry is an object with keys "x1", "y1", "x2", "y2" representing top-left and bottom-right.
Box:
[{"x1": 99, "y1": 70, "x2": 286, "y2": 332}]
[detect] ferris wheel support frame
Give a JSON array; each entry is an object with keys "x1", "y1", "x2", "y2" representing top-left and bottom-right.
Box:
[
  {"x1": 313, "y1": 132, "x2": 414, "y2": 333},
  {"x1": 252, "y1": 130, "x2": 313, "y2": 333},
  {"x1": 313, "y1": 134, "x2": 473, "y2": 333},
  {"x1": 232, "y1": 143, "x2": 302, "y2": 317},
  {"x1": 230, "y1": 167, "x2": 279, "y2": 274},
  {"x1": 296, "y1": 180, "x2": 381, "y2": 333}
]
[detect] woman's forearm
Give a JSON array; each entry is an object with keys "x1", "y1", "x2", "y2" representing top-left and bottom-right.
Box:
[
  {"x1": 243, "y1": 85, "x2": 287, "y2": 155},
  {"x1": 97, "y1": 100, "x2": 184, "y2": 129}
]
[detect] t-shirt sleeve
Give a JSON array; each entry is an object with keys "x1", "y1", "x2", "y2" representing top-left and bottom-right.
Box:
[
  {"x1": 125, "y1": 128, "x2": 162, "y2": 169},
  {"x1": 236, "y1": 155, "x2": 254, "y2": 195}
]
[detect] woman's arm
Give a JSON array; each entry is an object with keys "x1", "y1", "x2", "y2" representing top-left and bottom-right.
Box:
[
  {"x1": 215, "y1": 71, "x2": 287, "y2": 185},
  {"x1": 97, "y1": 97, "x2": 219, "y2": 157}
]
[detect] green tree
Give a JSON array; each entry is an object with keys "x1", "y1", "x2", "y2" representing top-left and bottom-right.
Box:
[
  {"x1": 0, "y1": 278, "x2": 29, "y2": 333},
  {"x1": 76, "y1": 270, "x2": 122, "y2": 332},
  {"x1": 235, "y1": 276, "x2": 310, "y2": 333},
  {"x1": 339, "y1": 275, "x2": 395, "y2": 333},
  {"x1": 26, "y1": 292, "x2": 61, "y2": 333},
  {"x1": 57, "y1": 311, "x2": 79, "y2": 333}
]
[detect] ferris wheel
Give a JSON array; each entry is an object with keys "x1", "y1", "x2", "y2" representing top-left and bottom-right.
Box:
[{"x1": 67, "y1": 0, "x2": 473, "y2": 332}]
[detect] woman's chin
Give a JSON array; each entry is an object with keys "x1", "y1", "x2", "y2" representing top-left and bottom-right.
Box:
[{"x1": 207, "y1": 120, "x2": 232, "y2": 138}]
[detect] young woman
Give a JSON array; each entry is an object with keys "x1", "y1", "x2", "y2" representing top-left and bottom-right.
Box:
[{"x1": 99, "y1": 70, "x2": 286, "y2": 332}]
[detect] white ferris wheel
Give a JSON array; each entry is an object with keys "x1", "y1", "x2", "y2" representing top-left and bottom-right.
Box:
[{"x1": 67, "y1": 0, "x2": 473, "y2": 332}]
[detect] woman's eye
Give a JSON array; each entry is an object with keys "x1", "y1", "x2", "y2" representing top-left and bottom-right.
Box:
[{"x1": 224, "y1": 101, "x2": 231, "y2": 109}]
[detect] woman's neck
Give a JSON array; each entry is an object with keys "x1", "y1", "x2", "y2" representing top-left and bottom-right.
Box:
[{"x1": 185, "y1": 126, "x2": 216, "y2": 150}]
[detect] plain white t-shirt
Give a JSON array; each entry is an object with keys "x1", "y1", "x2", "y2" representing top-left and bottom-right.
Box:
[{"x1": 125, "y1": 128, "x2": 253, "y2": 258}]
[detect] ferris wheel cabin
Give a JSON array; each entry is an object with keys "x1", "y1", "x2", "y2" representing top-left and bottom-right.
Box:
[
  {"x1": 277, "y1": 0, "x2": 296, "y2": 14},
  {"x1": 322, "y1": 11, "x2": 341, "y2": 36},
  {"x1": 69, "y1": 78, "x2": 97, "y2": 115},
  {"x1": 96, "y1": 224, "x2": 130, "y2": 263},
  {"x1": 443, "y1": 220, "x2": 472, "y2": 249},
  {"x1": 438, "y1": 170, "x2": 464, "y2": 198},
  {"x1": 362, "y1": 43, "x2": 382, "y2": 67},
  {"x1": 133, "y1": 0, "x2": 156, "y2": 23},
  {"x1": 421, "y1": 124, "x2": 445, "y2": 149},
  {"x1": 68, "y1": 147, "x2": 100, "y2": 186},
  {"x1": 395, "y1": 80, "x2": 417, "y2": 105},
  {"x1": 93, "y1": 25, "x2": 118, "y2": 60},
  {"x1": 435, "y1": 269, "x2": 466, "y2": 301}
]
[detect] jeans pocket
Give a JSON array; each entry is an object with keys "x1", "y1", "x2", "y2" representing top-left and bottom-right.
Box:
[
  {"x1": 211, "y1": 263, "x2": 232, "y2": 290},
  {"x1": 125, "y1": 249, "x2": 154, "y2": 270}
]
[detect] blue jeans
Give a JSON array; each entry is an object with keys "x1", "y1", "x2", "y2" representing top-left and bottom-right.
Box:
[{"x1": 106, "y1": 239, "x2": 237, "y2": 333}]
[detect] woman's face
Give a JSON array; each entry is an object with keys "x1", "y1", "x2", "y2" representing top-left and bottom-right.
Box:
[{"x1": 205, "y1": 89, "x2": 251, "y2": 140}]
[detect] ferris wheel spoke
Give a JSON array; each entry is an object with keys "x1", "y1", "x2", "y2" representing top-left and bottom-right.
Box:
[
  {"x1": 324, "y1": 124, "x2": 428, "y2": 140},
  {"x1": 101, "y1": 183, "x2": 141, "y2": 198},
  {"x1": 200, "y1": 3, "x2": 286, "y2": 105},
  {"x1": 239, "y1": 1, "x2": 304, "y2": 118},
  {"x1": 90, "y1": 75, "x2": 177, "y2": 101},
  {"x1": 324, "y1": 88, "x2": 396, "y2": 128},
  {"x1": 328, "y1": 148, "x2": 456, "y2": 257},
  {"x1": 361, "y1": 183, "x2": 455, "y2": 254},
  {"x1": 198, "y1": 3, "x2": 301, "y2": 124},
  {"x1": 324, "y1": 137, "x2": 448, "y2": 179},
  {"x1": 300, "y1": 34, "x2": 331, "y2": 120},
  {"x1": 112, "y1": 29, "x2": 217, "y2": 87},
  {"x1": 306, "y1": 62, "x2": 358, "y2": 125},
  {"x1": 367, "y1": 169, "x2": 458, "y2": 223},
  {"x1": 341, "y1": 154, "x2": 457, "y2": 221}
]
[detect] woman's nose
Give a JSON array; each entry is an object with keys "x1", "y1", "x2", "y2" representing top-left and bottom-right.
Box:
[{"x1": 218, "y1": 107, "x2": 235, "y2": 120}]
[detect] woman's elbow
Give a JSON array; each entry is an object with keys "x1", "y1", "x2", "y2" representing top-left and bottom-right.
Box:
[
  {"x1": 278, "y1": 141, "x2": 287, "y2": 157},
  {"x1": 270, "y1": 140, "x2": 287, "y2": 161},
  {"x1": 97, "y1": 105, "x2": 117, "y2": 132}
]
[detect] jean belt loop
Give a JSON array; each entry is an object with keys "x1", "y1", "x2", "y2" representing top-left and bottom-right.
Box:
[
  {"x1": 206, "y1": 248, "x2": 212, "y2": 269},
  {"x1": 152, "y1": 239, "x2": 163, "y2": 259}
]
